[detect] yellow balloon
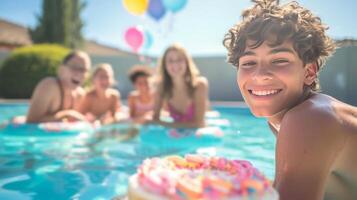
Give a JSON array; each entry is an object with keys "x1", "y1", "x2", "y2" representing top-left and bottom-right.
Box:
[{"x1": 123, "y1": 0, "x2": 148, "y2": 15}]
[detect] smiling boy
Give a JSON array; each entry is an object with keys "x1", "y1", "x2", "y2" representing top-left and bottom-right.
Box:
[
  {"x1": 223, "y1": 0, "x2": 357, "y2": 199},
  {"x1": 26, "y1": 50, "x2": 91, "y2": 123}
]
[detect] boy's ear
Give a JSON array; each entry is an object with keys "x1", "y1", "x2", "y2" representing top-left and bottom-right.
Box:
[{"x1": 304, "y1": 62, "x2": 318, "y2": 86}]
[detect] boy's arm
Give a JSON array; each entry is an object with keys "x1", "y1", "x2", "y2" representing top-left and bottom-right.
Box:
[{"x1": 275, "y1": 109, "x2": 344, "y2": 200}]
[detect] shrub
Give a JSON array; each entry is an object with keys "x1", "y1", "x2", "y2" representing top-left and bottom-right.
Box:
[{"x1": 0, "y1": 44, "x2": 70, "y2": 98}]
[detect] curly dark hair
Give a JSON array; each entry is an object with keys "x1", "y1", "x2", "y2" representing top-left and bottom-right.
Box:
[
  {"x1": 223, "y1": 0, "x2": 336, "y2": 90},
  {"x1": 128, "y1": 65, "x2": 153, "y2": 83}
]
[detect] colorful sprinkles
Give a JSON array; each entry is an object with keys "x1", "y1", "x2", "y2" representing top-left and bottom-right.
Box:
[{"x1": 136, "y1": 154, "x2": 273, "y2": 199}]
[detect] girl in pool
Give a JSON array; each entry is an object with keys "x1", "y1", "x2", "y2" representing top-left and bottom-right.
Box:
[
  {"x1": 78, "y1": 63, "x2": 123, "y2": 125},
  {"x1": 150, "y1": 44, "x2": 209, "y2": 128},
  {"x1": 127, "y1": 65, "x2": 155, "y2": 124}
]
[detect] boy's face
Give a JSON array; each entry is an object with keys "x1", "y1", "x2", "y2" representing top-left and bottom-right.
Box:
[
  {"x1": 237, "y1": 40, "x2": 310, "y2": 118},
  {"x1": 93, "y1": 69, "x2": 113, "y2": 90}
]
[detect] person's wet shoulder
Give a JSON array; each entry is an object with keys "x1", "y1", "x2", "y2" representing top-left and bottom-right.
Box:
[
  {"x1": 281, "y1": 94, "x2": 342, "y2": 139},
  {"x1": 108, "y1": 88, "x2": 120, "y2": 98},
  {"x1": 36, "y1": 77, "x2": 60, "y2": 95}
]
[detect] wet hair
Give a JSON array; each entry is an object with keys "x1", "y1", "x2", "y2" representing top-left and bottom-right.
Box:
[
  {"x1": 158, "y1": 44, "x2": 200, "y2": 98},
  {"x1": 128, "y1": 65, "x2": 153, "y2": 83},
  {"x1": 223, "y1": 0, "x2": 336, "y2": 90}
]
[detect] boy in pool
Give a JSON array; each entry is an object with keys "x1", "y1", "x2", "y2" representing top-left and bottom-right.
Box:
[
  {"x1": 223, "y1": 0, "x2": 357, "y2": 199},
  {"x1": 26, "y1": 51, "x2": 91, "y2": 123},
  {"x1": 78, "y1": 63, "x2": 122, "y2": 125}
]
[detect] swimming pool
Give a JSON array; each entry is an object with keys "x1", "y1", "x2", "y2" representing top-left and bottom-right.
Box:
[{"x1": 0, "y1": 103, "x2": 276, "y2": 199}]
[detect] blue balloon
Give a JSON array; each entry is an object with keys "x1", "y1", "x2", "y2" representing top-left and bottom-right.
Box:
[
  {"x1": 148, "y1": 0, "x2": 166, "y2": 21},
  {"x1": 163, "y1": 0, "x2": 187, "y2": 13},
  {"x1": 143, "y1": 30, "x2": 153, "y2": 50}
]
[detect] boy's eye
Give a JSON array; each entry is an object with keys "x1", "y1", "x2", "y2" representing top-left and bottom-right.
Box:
[
  {"x1": 240, "y1": 61, "x2": 256, "y2": 68},
  {"x1": 272, "y1": 59, "x2": 289, "y2": 65}
]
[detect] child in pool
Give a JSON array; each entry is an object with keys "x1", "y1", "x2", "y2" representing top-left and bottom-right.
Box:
[
  {"x1": 26, "y1": 50, "x2": 91, "y2": 123},
  {"x1": 78, "y1": 63, "x2": 122, "y2": 125},
  {"x1": 223, "y1": 0, "x2": 357, "y2": 199},
  {"x1": 150, "y1": 44, "x2": 209, "y2": 128},
  {"x1": 127, "y1": 65, "x2": 155, "y2": 124}
]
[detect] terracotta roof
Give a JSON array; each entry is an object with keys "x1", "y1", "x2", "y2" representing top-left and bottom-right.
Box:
[{"x1": 0, "y1": 18, "x2": 32, "y2": 46}]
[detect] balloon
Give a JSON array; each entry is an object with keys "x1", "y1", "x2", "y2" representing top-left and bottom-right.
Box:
[
  {"x1": 124, "y1": 27, "x2": 144, "y2": 52},
  {"x1": 162, "y1": 0, "x2": 187, "y2": 13},
  {"x1": 143, "y1": 30, "x2": 154, "y2": 50},
  {"x1": 148, "y1": 0, "x2": 166, "y2": 21},
  {"x1": 123, "y1": 0, "x2": 148, "y2": 15}
]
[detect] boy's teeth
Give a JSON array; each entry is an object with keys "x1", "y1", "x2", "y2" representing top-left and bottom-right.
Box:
[{"x1": 251, "y1": 90, "x2": 279, "y2": 96}]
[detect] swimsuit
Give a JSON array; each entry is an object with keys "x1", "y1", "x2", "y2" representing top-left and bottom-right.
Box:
[
  {"x1": 167, "y1": 102, "x2": 194, "y2": 122},
  {"x1": 134, "y1": 99, "x2": 154, "y2": 116},
  {"x1": 56, "y1": 77, "x2": 73, "y2": 111}
]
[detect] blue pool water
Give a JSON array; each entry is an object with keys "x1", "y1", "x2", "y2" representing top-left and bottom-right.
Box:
[{"x1": 0, "y1": 103, "x2": 276, "y2": 200}]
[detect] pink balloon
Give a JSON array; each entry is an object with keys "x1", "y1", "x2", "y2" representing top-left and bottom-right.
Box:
[{"x1": 124, "y1": 27, "x2": 144, "y2": 52}]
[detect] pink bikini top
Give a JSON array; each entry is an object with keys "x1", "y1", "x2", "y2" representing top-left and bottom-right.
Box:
[
  {"x1": 167, "y1": 102, "x2": 195, "y2": 122},
  {"x1": 134, "y1": 99, "x2": 154, "y2": 115}
]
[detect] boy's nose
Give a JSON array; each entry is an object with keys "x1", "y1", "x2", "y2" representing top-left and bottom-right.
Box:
[{"x1": 252, "y1": 66, "x2": 272, "y2": 82}]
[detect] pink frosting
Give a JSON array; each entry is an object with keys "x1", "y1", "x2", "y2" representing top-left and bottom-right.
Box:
[{"x1": 135, "y1": 155, "x2": 272, "y2": 199}]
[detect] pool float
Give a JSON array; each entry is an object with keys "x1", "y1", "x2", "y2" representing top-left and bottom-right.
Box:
[
  {"x1": 0, "y1": 120, "x2": 137, "y2": 137},
  {"x1": 0, "y1": 121, "x2": 95, "y2": 137},
  {"x1": 127, "y1": 154, "x2": 278, "y2": 200}
]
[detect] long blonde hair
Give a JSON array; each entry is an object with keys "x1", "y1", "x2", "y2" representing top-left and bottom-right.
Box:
[{"x1": 158, "y1": 44, "x2": 200, "y2": 98}]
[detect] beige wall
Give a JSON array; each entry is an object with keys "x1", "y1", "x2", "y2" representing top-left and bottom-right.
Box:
[{"x1": 1, "y1": 46, "x2": 356, "y2": 105}]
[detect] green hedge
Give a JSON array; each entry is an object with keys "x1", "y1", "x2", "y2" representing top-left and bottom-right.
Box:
[{"x1": 0, "y1": 44, "x2": 70, "y2": 98}]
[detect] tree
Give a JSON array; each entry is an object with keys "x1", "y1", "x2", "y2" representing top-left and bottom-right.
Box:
[
  {"x1": 69, "y1": 0, "x2": 86, "y2": 48},
  {"x1": 30, "y1": 0, "x2": 85, "y2": 48}
]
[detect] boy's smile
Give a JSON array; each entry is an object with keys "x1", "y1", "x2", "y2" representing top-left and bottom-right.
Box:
[{"x1": 237, "y1": 40, "x2": 312, "y2": 119}]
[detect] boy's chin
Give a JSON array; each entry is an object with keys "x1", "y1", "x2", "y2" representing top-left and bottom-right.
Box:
[{"x1": 249, "y1": 107, "x2": 281, "y2": 118}]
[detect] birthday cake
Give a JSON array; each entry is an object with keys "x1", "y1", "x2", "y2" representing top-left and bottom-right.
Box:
[{"x1": 128, "y1": 155, "x2": 278, "y2": 200}]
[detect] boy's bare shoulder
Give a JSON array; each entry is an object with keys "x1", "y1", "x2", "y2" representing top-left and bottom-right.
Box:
[
  {"x1": 281, "y1": 93, "x2": 349, "y2": 138},
  {"x1": 328, "y1": 95, "x2": 357, "y2": 134},
  {"x1": 277, "y1": 94, "x2": 347, "y2": 165}
]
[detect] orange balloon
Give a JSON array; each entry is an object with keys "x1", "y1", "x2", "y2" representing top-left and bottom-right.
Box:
[{"x1": 123, "y1": 0, "x2": 148, "y2": 15}]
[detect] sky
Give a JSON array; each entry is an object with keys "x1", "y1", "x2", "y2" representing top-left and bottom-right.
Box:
[{"x1": 0, "y1": 0, "x2": 356, "y2": 56}]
